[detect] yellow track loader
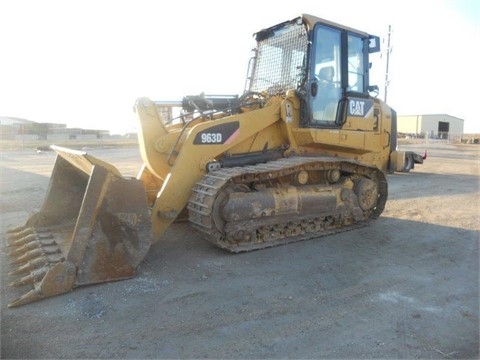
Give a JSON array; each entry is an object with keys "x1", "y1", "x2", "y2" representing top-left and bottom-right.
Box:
[{"x1": 6, "y1": 14, "x2": 424, "y2": 307}]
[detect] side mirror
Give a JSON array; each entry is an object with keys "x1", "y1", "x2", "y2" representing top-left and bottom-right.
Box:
[
  {"x1": 368, "y1": 35, "x2": 380, "y2": 53},
  {"x1": 368, "y1": 85, "x2": 379, "y2": 97}
]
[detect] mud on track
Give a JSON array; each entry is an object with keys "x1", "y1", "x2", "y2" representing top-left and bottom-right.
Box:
[{"x1": 1, "y1": 144, "x2": 479, "y2": 359}]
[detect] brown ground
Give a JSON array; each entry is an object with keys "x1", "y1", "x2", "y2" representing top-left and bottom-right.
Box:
[{"x1": 1, "y1": 143, "x2": 479, "y2": 359}]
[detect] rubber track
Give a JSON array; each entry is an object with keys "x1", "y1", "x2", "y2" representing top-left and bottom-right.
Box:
[{"x1": 188, "y1": 157, "x2": 388, "y2": 252}]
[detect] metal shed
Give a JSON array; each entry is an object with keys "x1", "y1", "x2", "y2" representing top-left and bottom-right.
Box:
[{"x1": 397, "y1": 114, "x2": 464, "y2": 139}]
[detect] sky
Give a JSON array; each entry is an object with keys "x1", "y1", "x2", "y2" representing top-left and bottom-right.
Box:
[{"x1": 1, "y1": 0, "x2": 479, "y2": 134}]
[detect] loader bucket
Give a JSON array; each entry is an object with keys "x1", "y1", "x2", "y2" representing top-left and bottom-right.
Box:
[{"x1": 5, "y1": 145, "x2": 151, "y2": 307}]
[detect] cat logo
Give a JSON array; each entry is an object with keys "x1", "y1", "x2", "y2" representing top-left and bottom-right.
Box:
[{"x1": 348, "y1": 98, "x2": 373, "y2": 117}]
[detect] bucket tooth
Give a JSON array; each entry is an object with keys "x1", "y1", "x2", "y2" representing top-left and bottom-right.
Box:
[
  {"x1": 6, "y1": 227, "x2": 35, "y2": 242},
  {"x1": 9, "y1": 267, "x2": 48, "y2": 287},
  {"x1": 7, "y1": 225, "x2": 26, "y2": 234},
  {"x1": 10, "y1": 247, "x2": 61, "y2": 266},
  {"x1": 8, "y1": 289, "x2": 46, "y2": 308},
  {"x1": 10, "y1": 274, "x2": 35, "y2": 287},
  {"x1": 6, "y1": 233, "x2": 37, "y2": 247}
]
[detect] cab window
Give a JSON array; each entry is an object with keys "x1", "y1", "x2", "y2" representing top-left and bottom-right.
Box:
[
  {"x1": 310, "y1": 25, "x2": 342, "y2": 127},
  {"x1": 347, "y1": 34, "x2": 365, "y2": 92}
]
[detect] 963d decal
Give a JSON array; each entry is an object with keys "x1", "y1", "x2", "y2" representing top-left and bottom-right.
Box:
[{"x1": 194, "y1": 121, "x2": 240, "y2": 145}]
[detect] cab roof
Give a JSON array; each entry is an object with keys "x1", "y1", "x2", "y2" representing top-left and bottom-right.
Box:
[{"x1": 301, "y1": 14, "x2": 370, "y2": 38}]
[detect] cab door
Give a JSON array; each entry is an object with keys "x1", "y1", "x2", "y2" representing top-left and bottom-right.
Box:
[
  {"x1": 308, "y1": 24, "x2": 343, "y2": 127},
  {"x1": 308, "y1": 24, "x2": 374, "y2": 130}
]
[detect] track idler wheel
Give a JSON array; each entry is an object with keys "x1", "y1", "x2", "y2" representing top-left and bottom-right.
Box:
[{"x1": 354, "y1": 178, "x2": 379, "y2": 211}]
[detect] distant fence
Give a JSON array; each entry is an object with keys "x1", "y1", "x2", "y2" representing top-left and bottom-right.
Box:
[
  {"x1": 1, "y1": 133, "x2": 116, "y2": 142},
  {"x1": 398, "y1": 132, "x2": 479, "y2": 144}
]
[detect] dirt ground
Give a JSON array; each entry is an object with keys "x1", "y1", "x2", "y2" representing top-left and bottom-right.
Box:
[{"x1": 1, "y1": 143, "x2": 479, "y2": 359}]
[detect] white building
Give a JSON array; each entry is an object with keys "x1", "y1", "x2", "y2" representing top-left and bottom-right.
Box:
[
  {"x1": 398, "y1": 114, "x2": 464, "y2": 139},
  {"x1": 0, "y1": 116, "x2": 109, "y2": 141}
]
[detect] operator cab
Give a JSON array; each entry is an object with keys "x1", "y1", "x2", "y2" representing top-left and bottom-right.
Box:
[
  {"x1": 308, "y1": 17, "x2": 380, "y2": 127},
  {"x1": 249, "y1": 14, "x2": 380, "y2": 128}
]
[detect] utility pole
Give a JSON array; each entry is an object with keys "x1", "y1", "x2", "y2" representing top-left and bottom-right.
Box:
[{"x1": 384, "y1": 25, "x2": 392, "y2": 103}]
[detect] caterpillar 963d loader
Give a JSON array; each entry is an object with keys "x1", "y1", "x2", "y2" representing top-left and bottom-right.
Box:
[{"x1": 6, "y1": 14, "x2": 424, "y2": 307}]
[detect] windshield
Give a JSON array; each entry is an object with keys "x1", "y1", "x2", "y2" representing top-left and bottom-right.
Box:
[{"x1": 248, "y1": 20, "x2": 308, "y2": 95}]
